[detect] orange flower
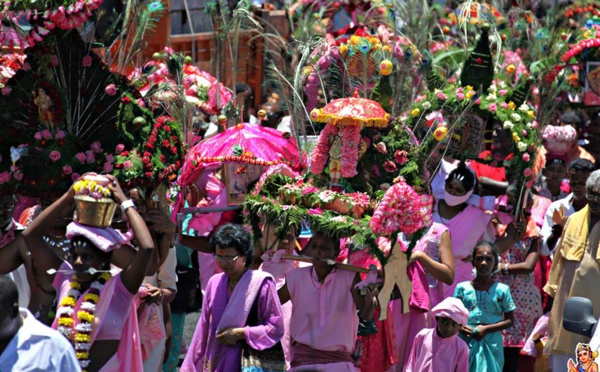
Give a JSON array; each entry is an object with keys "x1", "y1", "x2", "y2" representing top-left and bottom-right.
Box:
[{"x1": 243, "y1": 151, "x2": 254, "y2": 158}]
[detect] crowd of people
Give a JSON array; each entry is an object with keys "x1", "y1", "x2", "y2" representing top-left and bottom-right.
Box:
[
  {"x1": 3, "y1": 0, "x2": 600, "y2": 371},
  {"x1": 0, "y1": 105, "x2": 599, "y2": 372}
]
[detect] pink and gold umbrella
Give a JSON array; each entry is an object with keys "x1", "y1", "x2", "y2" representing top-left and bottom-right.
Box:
[
  {"x1": 309, "y1": 91, "x2": 390, "y2": 128},
  {"x1": 454, "y1": 2, "x2": 504, "y2": 25},
  {"x1": 178, "y1": 123, "x2": 302, "y2": 189}
]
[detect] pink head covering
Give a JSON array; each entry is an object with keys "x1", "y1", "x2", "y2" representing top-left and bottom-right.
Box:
[
  {"x1": 66, "y1": 222, "x2": 134, "y2": 252},
  {"x1": 431, "y1": 297, "x2": 470, "y2": 326}
]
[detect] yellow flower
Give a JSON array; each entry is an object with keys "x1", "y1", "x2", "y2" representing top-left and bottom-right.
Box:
[
  {"x1": 58, "y1": 317, "x2": 74, "y2": 327},
  {"x1": 99, "y1": 272, "x2": 111, "y2": 282},
  {"x1": 513, "y1": 133, "x2": 520, "y2": 142},
  {"x1": 61, "y1": 297, "x2": 76, "y2": 307},
  {"x1": 69, "y1": 281, "x2": 81, "y2": 290},
  {"x1": 465, "y1": 91, "x2": 475, "y2": 99},
  {"x1": 74, "y1": 333, "x2": 91, "y2": 343},
  {"x1": 411, "y1": 108, "x2": 420, "y2": 117},
  {"x1": 84, "y1": 293, "x2": 100, "y2": 304},
  {"x1": 382, "y1": 45, "x2": 392, "y2": 53},
  {"x1": 507, "y1": 101, "x2": 516, "y2": 110},
  {"x1": 527, "y1": 110, "x2": 535, "y2": 118},
  {"x1": 77, "y1": 311, "x2": 95, "y2": 323},
  {"x1": 76, "y1": 352, "x2": 90, "y2": 360},
  {"x1": 302, "y1": 66, "x2": 314, "y2": 77},
  {"x1": 506, "y1": 64, "x2": 516, "y2": 74},
  {"x1": 349, "y1": 35, "x2": 361, "y2": 46},
  {"x1": 339, "y1": 44, "x2": 348, "y2": 57},
  {"x1": 584, "y1": 30, "x2": 592, "y2": 39},
  {"x1": 464, "y1": 85, "x2": 474, "y2": 91}
]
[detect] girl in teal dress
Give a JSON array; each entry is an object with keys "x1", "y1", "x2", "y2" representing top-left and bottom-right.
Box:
[{"x1": 454, "y1": 241, "x2": 516, "y2": 372}]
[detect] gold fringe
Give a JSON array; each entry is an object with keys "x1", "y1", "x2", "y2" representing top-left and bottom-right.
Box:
[{"x1": 310, "y1": 109, "x2": 390, "y2": 128}]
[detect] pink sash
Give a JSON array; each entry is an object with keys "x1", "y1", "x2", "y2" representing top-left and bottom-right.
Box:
[{"x1": 217, "y1": 270, "x2": 274, "y2": 332}]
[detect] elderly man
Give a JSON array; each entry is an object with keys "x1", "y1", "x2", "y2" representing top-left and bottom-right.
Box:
[
  {"x1": 544, "y1": 169, "x2": 600, "y2": 370},
  {"x1": 0, "y1": 276, "x2": 80, "y2": 371}
]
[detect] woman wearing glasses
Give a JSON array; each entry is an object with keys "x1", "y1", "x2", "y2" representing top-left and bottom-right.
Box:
[{"x1": 181, "y1": 223, "x2": 285, "y2": 372}]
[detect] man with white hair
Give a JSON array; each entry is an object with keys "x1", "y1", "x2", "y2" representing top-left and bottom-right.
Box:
[
  {"x1": 544, "y1": 169, "x2": 600, "y2": 370},
  {"x1": 0, "y1": 275, "x2": 80, "y2": 371}
]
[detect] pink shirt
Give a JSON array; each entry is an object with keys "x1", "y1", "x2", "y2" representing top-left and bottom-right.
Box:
[
  {"x1": 405, "y1": 328, "x2": 469, "y2": 372},
  {"x1": 286, "y1": 267, "x2": 358, "y2": 353}
]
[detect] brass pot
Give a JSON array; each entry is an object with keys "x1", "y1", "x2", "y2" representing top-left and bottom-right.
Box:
[{"x1": 74, "y1": 196, "x2": 117, "y2": 228}]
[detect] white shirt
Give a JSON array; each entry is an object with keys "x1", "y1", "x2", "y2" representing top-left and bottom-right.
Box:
[
  {"x1": 540, "y1": 193, "x2": 576, "y2": 256},
  {"x1": 0, "y1": 308, "x2": 80, "y2": 371}
]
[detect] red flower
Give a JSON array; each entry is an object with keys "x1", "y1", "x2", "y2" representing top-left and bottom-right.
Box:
[
  {"x1": 160, "y1": 155, "x2": 166, "y2": 162},
  {"x1": 143, "y1": 151, "x2": 151, "y2": 157},
  {"x1": 394, "y1": 150, "x2": 408, "y2": 165},
  {"x1": 164, "y1": 126, "x2": 171, "y2": 132},
  {"x1": 162, "y1": 139, "x2": 170, "y2": 148},
  {"x1": 121, "y1": 96, "x2": 131, "y2": 104},
  {"x1": 175, "y1": 161, "x2": 181, "y2": 168},
  {"x1": 144, "y1": 172, "x2": 153, "y2": 178},
  {"x1": 142, "y1": 157, "x2": 150, "y2": 164},
  {"x1": 383, "y1": 161, "x2": 398, "y2": 173},
  {"x1": 170, "y1": 146, "x2": 177, "y2": 154},
  {"x1": 115, "y1": 163, "x2": 123, "y2": 169},
  {"x1": 120, "y1": 151, "x2": 129, "y2": 157},
  {"x1": 146, "y1": 142, "x2": 155, "y2": 149}
]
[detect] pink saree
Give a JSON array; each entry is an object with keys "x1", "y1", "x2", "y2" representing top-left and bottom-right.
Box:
[{"x1": 181, "y1": 270, "x2": 284, "y2": 372}]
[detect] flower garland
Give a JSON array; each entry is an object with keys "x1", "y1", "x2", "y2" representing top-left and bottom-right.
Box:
[
  {"x1": 310, "y1": 123, "x2": 338, "y2": 175},
  {"x1": 72, "y1": 179, "x2": 111, "y2": 199},
  {"x1": 340, "y1": 124, "x2": 362, "y2": 178},
  {"x1": 57, "y1": 272, "x2": 111, "y2": 371}
]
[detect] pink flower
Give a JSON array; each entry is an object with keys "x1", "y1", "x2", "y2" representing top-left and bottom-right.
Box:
[
  {"x1": 42, "y1": 130, "x2": 53, "y2": 140},
  {"x1": 489, "y1": 103, "x2": 497, "y2": 112},
  {"x1": 307, "y1": 208, "x2": 323, "y2": 215},
  {"x1": 115, "y1": 144, "x2": 125, "y2": 153},
  {"x1": 394, "y1": 150, "x2": 408, "y2": 165},
  {"x1": 498, "y1": 89, "x2": 508, "y2": 96},
  {"x1": 90, "y1": 141, "x2": 102, "y2": 153},
  {"x1": 474, "y1": 97, "x2": 481, "y2": 105},
  {"x1": 49, "y1": 150, "x2": 61, "y2": 162},
  {"x1": 105, "y1": 84, "x2": 117, "y2": 96},
  {"x1": 123, "y1": 160, "x2": 133, "y2": 169},
  {"x1": 62, "y1": 165, "x2": 72, "y2": 175},
  {"x1": 0, "y1": 171, "x2": 10, "y2": 184},
  {"x1": 82, "y1": 55, "x2": 92, "y2": 67},
  {"x1": 13, "y1": 172, "x2": 23, "y2": 181},
  {"x1": 526, "y1": 179, "x2": 535, "y2": 188},
  {"x1": 75, "y1": 152, "x2": 86, "y2": 164},
  {"x1": 371, "y1": 164, "x2": 381, "y2": 177},
  {"x1": 137, "y1": 99, "x2": 146, "y2": 108},
  {"x1": 383, "y1": 161, "x2": 398, "y2": 173},
  {"x1": 105, "y1": 154, "x2": 114, "y2": 163},
  {"x1": 456, "y1": 93, "x2": 465, "y2": 100},
  {"x1": 1, "y1": 86, "x2": 12, "y2": 96},
  {"x1": 501, "y1": 102, "x2": 509, "y2": 109},
  {"x1": 531, "y1": 121, "x2": 539, "y2": 129},
  {"x1": 522, "y1": 153, "x2": 530, "y2": 162},
  {"x1": 375, "y1": 142, "x2": 388, "y2": 154},
  {"x1": 50, "y1": 55, "x2": 59, "y2": 67},
  {"x1": 456, "y1": 87, "x2": 464, "y2": 94},
  {"x1": 71, "y1": 173, "x2": 81, "y2": 182},
  {"x1": 55, "y1": 130, "x2": 66, "y2": 139},
  {"x1": 34, "y1": 132, "x2": 42, "y2": 140},
  {"x1": 85, "y1": 150, "x2": 95, "y2": 164},
  {"x1": 523, "y1": 168, "x2": 533, "y2": 177},
  {"x1": 436, "y1": 92, "x2": 447, "y2": 100},
  {"x1": 103, "y1": 162, "x2": 113, "y2": 173}
]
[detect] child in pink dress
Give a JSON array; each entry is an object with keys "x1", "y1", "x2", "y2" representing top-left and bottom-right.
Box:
[{"x1": 405, "y1": 297, "x2": 470, "y2": 372}]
